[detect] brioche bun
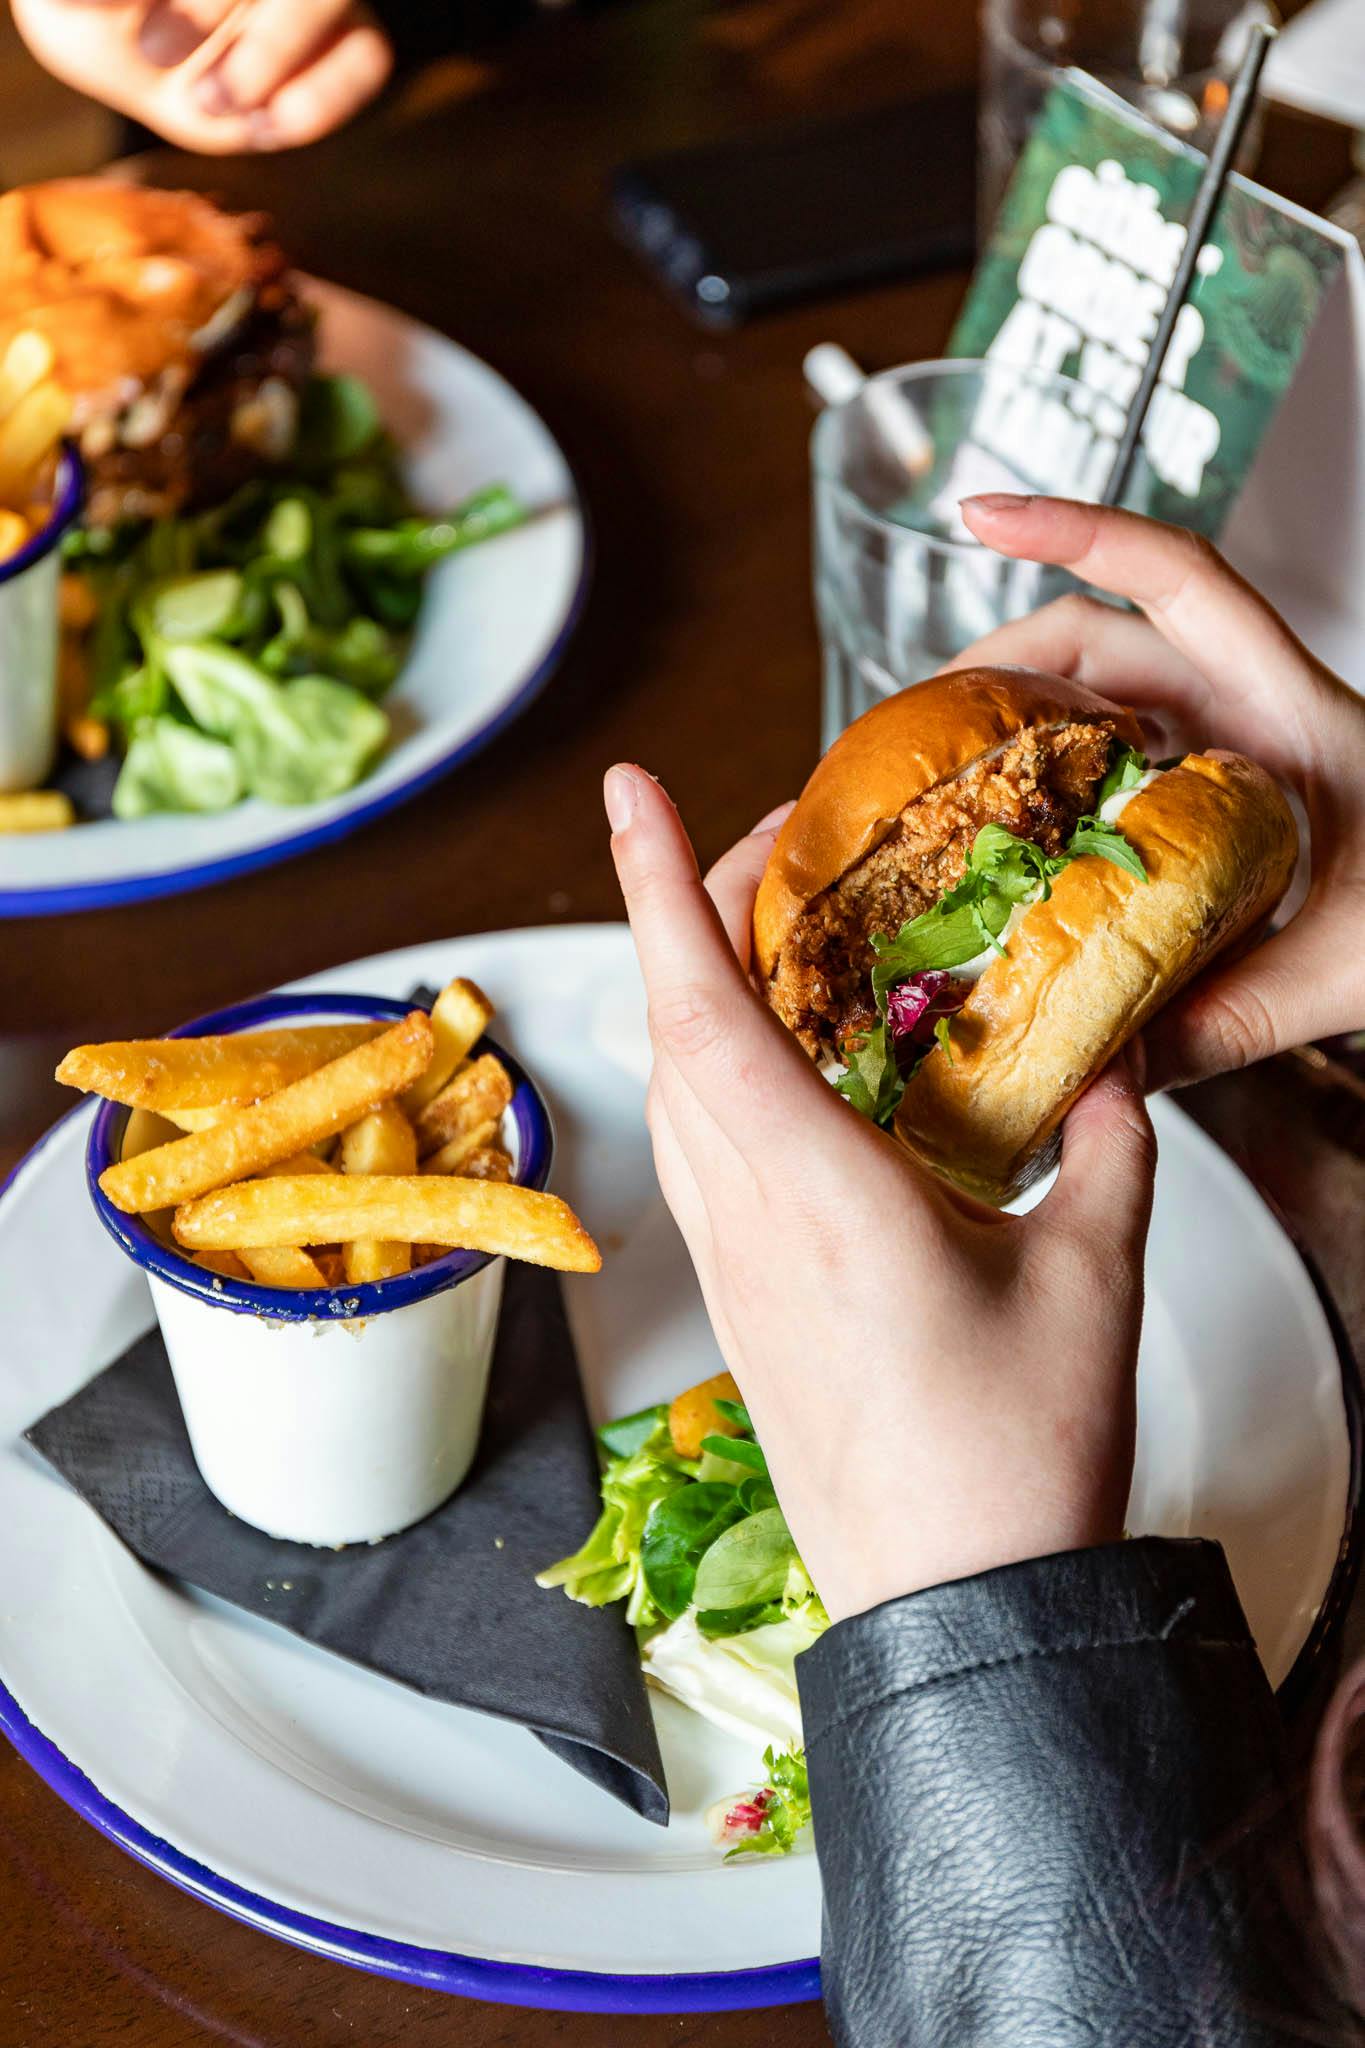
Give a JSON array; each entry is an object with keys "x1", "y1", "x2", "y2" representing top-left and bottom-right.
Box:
[{"x1": 755, "y1": 668, "x2": 1298, "y2": 1206}]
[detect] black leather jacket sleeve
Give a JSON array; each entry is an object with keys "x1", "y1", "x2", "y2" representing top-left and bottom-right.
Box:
[{"x1": 797, "y1": 1538, "x2": 1324, "y2": 2048}]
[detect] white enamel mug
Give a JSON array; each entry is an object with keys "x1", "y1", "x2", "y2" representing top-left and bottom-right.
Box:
[
  {"x1": 87, "y1": 990, "x2": 554, "y2": 1547},
  {"x1": 0, "y1": 448, "x2": 83, "y2": 794}
]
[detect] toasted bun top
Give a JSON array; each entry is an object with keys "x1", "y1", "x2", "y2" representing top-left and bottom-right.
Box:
[
  {"x1": 753, "y1": 666, "x2": 1143, "y2": 980},
  {"x1": 0, "y1": 181, "x2": 286, "y2": 413}
]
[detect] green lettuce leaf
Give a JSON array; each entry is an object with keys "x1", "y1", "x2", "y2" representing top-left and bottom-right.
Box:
[
  {"x1": 1066, "y1": 815, "x2": 1149, "y2": 880},
  {"x1": 1096, "y1": 744, "x2": 1149, "y2": 809},
  {"x1": 832, "y1": 1017, "x2": 904, "y2": 1126},
  {"x1": 640, "y1": 1482, "x2": 750, "y2": 1620},
  {"x1": 535, "y1": 1420, "x2": 694, "y2": 1629},
  {"x1": 597, "y1": 1404, "x2": 669, "y2": 1460},
  {"x1": 692, "y1": 1506, "x2": 797, "y2": 1612},
  {"x1": 160, "y1": 643, "x2": 388, "y2": 806},
  {"x1": 112, "y1": 717, "x2": 243, "y2": 819}
]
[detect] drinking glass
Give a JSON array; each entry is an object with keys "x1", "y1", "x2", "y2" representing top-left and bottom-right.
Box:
[
  {"x1": 812, "y1": 359, "x2": 1105, "y2": 749},
  {"x1": 979, "y1": 0, "x2": 1275, "y2": 236}
]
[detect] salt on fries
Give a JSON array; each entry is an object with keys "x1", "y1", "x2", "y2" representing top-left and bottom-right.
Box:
[
  {"x1": 60, "y1": 980, "x2": 599, "y2": 1286},
  {"x1": 173, "y1": 1177, "x2": 600, "y2": 1275},
  {"x1": 96, "y1": 1012, "x2": 434, "y2": 1214}
]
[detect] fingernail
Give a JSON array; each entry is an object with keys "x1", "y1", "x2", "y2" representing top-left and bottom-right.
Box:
[
  {"x1": 196, "y1": 70, "x2": 234, "y2": 115},
  {"x1": 603, "y1": 765, "x2": 639, "y2": 834},
  {"x1": 138, "y1": 1, "x2": 208, "y2": 65},
  {"x1": 753, "y1": 800, "x2": 794, "y2": 833},
  {"x1": 1127, "y1": 1032, "x2": 1148, "y2": 1091},
  {"x1": 960, "y1": 492, "x2": 1034, "y2": 513},
  {"x1": 248, "y1": 109, "x2": 278, "y2": 147}
]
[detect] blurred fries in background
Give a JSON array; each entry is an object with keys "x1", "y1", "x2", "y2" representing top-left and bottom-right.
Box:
[
  {"x1": 0, "y1": 791, "x2": 74, "y2": 833},
  {"x1": 59, "y1": 980, "x2": 595, "y2": 1286},
  {"x1": 0, "y1": 331, "x2": 69, "y2": 561}
]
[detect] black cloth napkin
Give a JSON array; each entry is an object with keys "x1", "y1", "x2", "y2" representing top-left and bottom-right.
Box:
[{"x1": 25, "y1": 1263, "x2": 668, "y2": 1825}]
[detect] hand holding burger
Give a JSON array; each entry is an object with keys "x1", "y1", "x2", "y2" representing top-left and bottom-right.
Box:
[
  {"x1": 605, "y1": 503, "x2": 1361, "y2": 1622},
  {"x1": 952, "y1": 495, "x2": 1365, "y2": 1094},
  {"x1": 605, "y1": 764, "x2": 1156, "y2": 1624}
]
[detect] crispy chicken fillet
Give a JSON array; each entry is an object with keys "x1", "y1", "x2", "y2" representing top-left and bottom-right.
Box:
[{"x1": 766, "y1": 721, "x2": 1117, "y2": 1053}]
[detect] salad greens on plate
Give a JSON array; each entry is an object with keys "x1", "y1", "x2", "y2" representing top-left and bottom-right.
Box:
[
  {"x1": 538, "y1": 1375, "x2": 826, "y2": 1857},
  {"x1": 65, "y1": 373, "x2": 525, "y2": 819}
]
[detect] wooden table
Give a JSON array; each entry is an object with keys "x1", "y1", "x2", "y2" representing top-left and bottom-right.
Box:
[{"x1": 1, "y1": 4, "x2": 1359, "y2": 2041}]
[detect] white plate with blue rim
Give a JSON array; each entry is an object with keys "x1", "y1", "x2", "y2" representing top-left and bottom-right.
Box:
[
  {"x1": 0, "y1": 283, "x2": 587, "y2": 918},
  {"x1": 0, "y1": 923, "x2": 1357, "y2": 2012}
]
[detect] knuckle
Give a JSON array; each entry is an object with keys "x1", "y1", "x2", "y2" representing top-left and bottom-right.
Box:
[
  {"x1": 649, "y1": 984, "x2": 729, "y2": 1064},
  {"x1": 1050, "y1": 590, "x2": 1111, "y2": 634},
  {"x1": 1195, "y1": 982, "x2": 1279, "y2": 1073}
]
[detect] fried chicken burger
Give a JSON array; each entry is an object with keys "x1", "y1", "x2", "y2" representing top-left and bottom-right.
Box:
[
  {"x1": 754, "y1": 666, "x2": 1298, "y2": 1205},
  {"x1": 0, "y1": 179, "x2": 315, "y2": 525}
]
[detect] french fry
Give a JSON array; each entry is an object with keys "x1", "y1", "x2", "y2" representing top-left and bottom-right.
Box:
[
  {"x1": 414, "y1": 1053, "x2": 512, "y2": 1159},
  {"x1": 193, "y1": 1248, "x2": 250, "y2": 1281},
  {"x1": 163, "y1": 1106, "x2": 231, "y2": 1133},
  {"x1": 98, "y1": 1012, "x2": 435, "y2": 1214},
  {"x1": 0, "y1": 791, "x2": 74, "y2": 833},
  {"x1": 340, "y1": 1101, "x2": 416, "y2": 1284},
  {"x1": 58, "y1": 570, "x2": 98, "y2": 632},
  {"x1": 257, "y1": 1149, "x2": 331, "y2": 1175},
  {"x1": 57, "y1": 633, "x2": 109, "y2": 759},
  {"x1": 0, "y1": 379, "x2": 70, "y2": 504},
  {"x1": 239, "y1": 1246, "x2": 329, "y2": 1290},
  {"x1": 0, "y1": 508, "x2": 27, "y2": 559},
  {"x1": 401, "y1": 978, "x2": 493, "y2": 1115},
  {"x1": 174, "y1": 1174, "x2": 602, "y2": 1275},
  {"x1": 420, "y1": 1118, "x2": 497, "y2": 1176},
  {"x1": 0, "y1": 330, "x2": 54, "y2": 414},
  {"x1": 668, "y1": 1372, "x2": 744, "y2": 1460},
  {"x1": 58, "y1": 1022, "x2": 385, "y2": 1111},
  {"x1": 458, "y1": 1146, "x2": 512, "y2": 1183}
]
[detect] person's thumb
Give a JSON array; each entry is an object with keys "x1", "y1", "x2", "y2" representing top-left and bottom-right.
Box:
[{"x1": 1042, "y1": 1043, "x2": 1158, "y2": 1269}]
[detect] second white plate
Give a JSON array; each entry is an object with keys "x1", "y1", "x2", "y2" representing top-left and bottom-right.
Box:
[{"x1": 0, "y1": 282, "x2": 587, "y2": 916}]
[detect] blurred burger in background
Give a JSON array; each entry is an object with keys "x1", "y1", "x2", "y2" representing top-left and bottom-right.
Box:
[{"x1": 0, "y1": 178, "x2": 315, "y2": 526}]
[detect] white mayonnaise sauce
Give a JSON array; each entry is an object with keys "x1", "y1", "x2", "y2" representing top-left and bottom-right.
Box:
[{"x1": 1098, "y1": 766, "x2": 1161, "y2": 826}]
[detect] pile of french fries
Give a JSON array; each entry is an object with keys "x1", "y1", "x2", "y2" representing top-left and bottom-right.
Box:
[{"x1": 58, "y1": 977, "x2": 600, "y2": 1287}]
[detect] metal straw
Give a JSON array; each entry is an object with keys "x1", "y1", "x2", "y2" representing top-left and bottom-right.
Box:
[{"x1": 1100, "y1": 20, "x2": 1276, "y2": 508}]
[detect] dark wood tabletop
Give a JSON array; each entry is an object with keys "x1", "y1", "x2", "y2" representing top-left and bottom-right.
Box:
[{"x1": 1, "y1": 3, "x2": 1360, "y2": 2042}]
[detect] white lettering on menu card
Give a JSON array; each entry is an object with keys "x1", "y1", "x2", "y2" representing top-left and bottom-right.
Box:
[{"x1": 989, "y1": 159, "x2": 1225, "y2": 498}]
